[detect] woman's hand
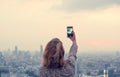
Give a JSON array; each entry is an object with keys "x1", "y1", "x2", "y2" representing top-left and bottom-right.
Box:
[{"x1": 69, "y1": 31, "x2": 76, "y2": 43}]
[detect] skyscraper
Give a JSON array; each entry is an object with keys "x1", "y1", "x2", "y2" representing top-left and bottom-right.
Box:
[
  {"x1": 13, "y1": 46, "x2": 19, "y2": 56},
  {"x1": 104, "y1": 70, "x2": 108, "y2": 77},
  {"x1": 40, "y1": 45, "x2": 43, "y2": 58},
  {"x1": 39, "y1": 45, "x2": 43, "y2": 65}
]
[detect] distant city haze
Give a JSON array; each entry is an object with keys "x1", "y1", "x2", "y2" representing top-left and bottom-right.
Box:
[{"x1": 0, "y1": 0, "x2": 120, "y2": 52}]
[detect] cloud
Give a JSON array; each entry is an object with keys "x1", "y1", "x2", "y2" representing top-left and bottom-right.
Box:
[{"x1": 59, "y1": 0, "x2": 120, "y2": 11}]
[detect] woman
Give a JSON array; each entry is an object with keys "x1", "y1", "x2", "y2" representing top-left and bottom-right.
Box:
[{"x1": 40, "y1": 32, "x2": 78, "y2": 77}]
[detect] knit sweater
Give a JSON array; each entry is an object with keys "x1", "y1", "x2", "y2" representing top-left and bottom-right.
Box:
[{"x1": 40, "y1": 42, "x2": 78, "y2": 77}]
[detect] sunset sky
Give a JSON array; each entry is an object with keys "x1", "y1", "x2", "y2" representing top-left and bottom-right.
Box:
[{"x1": 0, "y1": 0, "x2": 120, "y2": 52}]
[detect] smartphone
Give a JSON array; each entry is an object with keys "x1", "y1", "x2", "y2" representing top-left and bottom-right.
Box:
[{"x1": 67, "y1": 26, "x2": 73, "y2": 38}]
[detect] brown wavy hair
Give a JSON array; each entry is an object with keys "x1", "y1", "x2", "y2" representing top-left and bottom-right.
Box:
[{"x1": 42, "y1": 38, "x2": 65, "y2": 69}]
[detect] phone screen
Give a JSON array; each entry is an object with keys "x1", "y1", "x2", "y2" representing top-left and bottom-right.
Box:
[{"x1": 67, "y1": 26, "x2": 73, "y2": 37}]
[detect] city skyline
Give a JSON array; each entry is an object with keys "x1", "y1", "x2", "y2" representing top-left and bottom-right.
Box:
[
  {"x1": 0, "y1": 0, "x2": 120, "y2": 52},
  {"x1": 0, "y1": 46, "x2": 120, "y2": 77}
]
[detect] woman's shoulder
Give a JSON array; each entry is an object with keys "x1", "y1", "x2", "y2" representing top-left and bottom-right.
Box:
[
  {"x1": 63, "y1": 59, "x2": 74, "y2": 69},
  {"x1": 64, "y1": 57, "x2": 76, "y2": 67}
]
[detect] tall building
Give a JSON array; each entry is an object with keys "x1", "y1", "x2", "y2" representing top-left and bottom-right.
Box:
[
  {"x1": 40, "y1": 45, "x2": 43, "y2": 58},
  {"x1": 13, "y1": 46, "x2": 19, "y2": 57},
  {"x1": 15, "y1": 46, "x2": 18, "y2": 52},
  {"x1": 39, "y1": 45, "x2": 43, "y2": 65},
  {"x1": 104, "y1": 70, "x2": 108, "y2": 77}
]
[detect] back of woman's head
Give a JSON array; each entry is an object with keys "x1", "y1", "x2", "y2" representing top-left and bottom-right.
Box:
[{"x1": 42, "y1": 38, "x2": 65, "y2": 69}]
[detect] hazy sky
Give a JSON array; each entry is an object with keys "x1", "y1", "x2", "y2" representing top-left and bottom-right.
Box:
[{"x1": 0, "y1": 0, "x2": 120, "y2": 52}]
